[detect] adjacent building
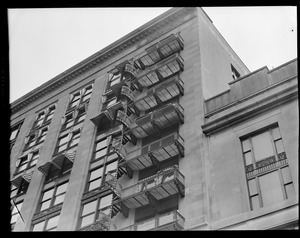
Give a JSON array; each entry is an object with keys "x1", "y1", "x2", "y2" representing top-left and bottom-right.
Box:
[{"x1": 10, "y1": 7, "x2": 298, "y2": 231}]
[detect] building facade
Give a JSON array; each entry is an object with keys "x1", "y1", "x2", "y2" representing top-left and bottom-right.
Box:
[{"x1": 10, "y1": 7, "x2": 298, "y2": 231}]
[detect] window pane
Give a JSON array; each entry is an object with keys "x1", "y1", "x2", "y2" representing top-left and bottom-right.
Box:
[
  {"x1": 281, "y1": 167, "x2": 292, "y2": 184},
  {"x1": 285, "y1": 183, "x2": 295, "y2": 199},
  {"x1": 242, "y1": 139, "x2": 251, "y2": 152},
  {"x1": 275, "y1": 139, "x2": 284, "y2": 154},
  {"x1": 250, "y1": 195, "x2": 260, "y2": 210},
  {"x1": 77, "y1": 114, "x2": 86, "y2": 123},
  {"x1": 252, "y1": 131, "x2": 274, "y2": 161},
  {"x1": 272, "y1": 127, "x2": 281, "y2": 140},
  {"x1": 99, "y1": 194, "x2": 112, "y2": 209},
  {"x1": 244, "y1": 152, "x2": 253, "y2": 166},
  {"x1": 10, "y1": 129, "x2": 19, "y2": 141},
  {"x1": 32, "y1": 221, "x2": 45, "y2": 231},
  {"x1": 40, "y1": 200, "x2": 51, "y2": 211},
  {"x1": 66, "y1": 120, "x2": 74, "y2": 129},
  {"x1": 59, "y1": 136, "x2": 69, "y2": 146},
  {"x1": 95, "y1": 149, "x2": 107, "y2": 159},
  {"x1": 88, "y1": 178, "x2": 102, "y2": 191},
  {"x1": 105, "y1": 161, "x2": 118, "y2": 174},
  {"x1": 82, "y1": 200, "x2": 97, "y2": 216},
  {"x1": 57, "y1": 144, "x2": 68, "y2": 153},
  {"x1": 70, "y1": 137, "x2": 80, "y2": 147},
  {"x1": 81, "y1": 214, "x2": 95, "y2": 227},
  {"x1": 46, "y1": 215, "x2": 59, "y2": 230},
  {"x1": 137, "y1": 219, "x2": 155, "y2": 231},
  {"x1": 53, "y1": 194, "x2": 65, "y2": 205},
  {"x1": 56, "y1": 183, "x2": 68, "y2": 194},
  {"x1": 106, "y1": 152, "x2": 119, "y2": 163},
  {"x1": 248, "y1": 179, "x2": 258, "y2": 196},
  {"x1": 42, "y1": 189, "x2": 54, "y2": 201},
  {"x1": 11, "y1": 213, "x2": 19, "y2": 224},
  {"x1": 82, "y1": 94, "x2": 91, "y2": 102},
  {"x1": 259, "y1": 171, "x2": 284, "y2": 207},
  {"x1": 158, "y1": 212, "x2": 173, "y2": 226},
  {"x1": 90, "y1": 167, "x2": 104, "y2": 181},
  {"x1": 96, "y1": 139, "x2": 107, "y2": 151}
]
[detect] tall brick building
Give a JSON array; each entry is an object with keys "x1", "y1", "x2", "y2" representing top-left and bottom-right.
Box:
[{"x1": 10, "y1": 7, "x2": 298, "y2": 231}]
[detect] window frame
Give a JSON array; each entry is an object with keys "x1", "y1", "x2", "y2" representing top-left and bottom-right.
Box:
[
  {"x1": 55, "y1": 129, "x2": 81, "y2": 155},
  {"x1": 31, "y1": 214, "x2": 60, "y2": 231},
  {"x1": 11, "y1": 200, "x2": 23, "y2": 230},
  {"x1": 38, "y1": 180, "x2": 69, "y2": 212},
  {"x1": 10, "y1": 121, "x2": 24, "y2": 142},
  {"x1": 78, "y1": 193, "x2": 113, "y2": 229},
  {"x1": 241, "y1": 125, "x2": 295, "y2": 210},
  {"x1": 32, "y1": 104, "x2": 56, "y2": 130},
  {"x1": 68, "y1": 84, "x2": 93, "y2": 111}
]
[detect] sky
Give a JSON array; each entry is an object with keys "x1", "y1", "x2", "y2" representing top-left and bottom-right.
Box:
[{"x1": 8, "y1": 7, "x2": 297, "y2": 103}]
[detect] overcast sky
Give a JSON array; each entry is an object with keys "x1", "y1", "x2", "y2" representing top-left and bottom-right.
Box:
[{"x1": 8, "y1": 7, "x2": 297, "y2": 103}]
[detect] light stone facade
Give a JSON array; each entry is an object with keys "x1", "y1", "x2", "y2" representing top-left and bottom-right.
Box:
[{"x1": 10, "y1": 7, "x2": 298, "y2": 231}]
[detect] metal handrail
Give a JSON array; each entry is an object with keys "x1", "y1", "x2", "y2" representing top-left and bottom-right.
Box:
[
  {"x1": 120, "y1": 165, "x2": 184, "y2": 199},
  {"x1": 119, "y1": 210, "x2": 185, "y2": 231},
  {"x1": 125, "y1": 132, "x2": 184, "y2": 162}
]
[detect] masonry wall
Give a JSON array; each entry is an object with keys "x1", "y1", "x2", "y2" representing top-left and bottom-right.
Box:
[
  {"x1": 196, "y1": 8, "x2": 250, "y2": 100},
  {"x1": 206, "y1": 97, "x2": 298, "y2": 229}
]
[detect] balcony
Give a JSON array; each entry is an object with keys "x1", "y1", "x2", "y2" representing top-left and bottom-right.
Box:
[
  {"x1": 105, "y1": 100, "x2": 126, "y2": 118},
  {"x1": 133, "y1": 53, "x2": 184, "y2": 90},
  {"x1": 115, "y1": 110, "x2": 132, "y2": 129},
  {"x1": 120, "y1": 132, "x2": 184, "y2": 172},
  {"x1": 129, "y1": 103, "x2": 184, "y2": 139},
  {"x1": 123, "y1": 63, "x2": 137, "y2": 79},
  {"x1": 90, "y1": 110, "x2": 113, "y2": 129},
  {"x1": 119, "y1": 210, "x2": 185, "y2": 231},
  {"x1": 38, "y1": 151, "x2": 76, "y2": 176},
  {"x1": 11, "y1": 170, "x2": 34, "y2": 188},
  {"x1": 120, "y1": 85, "x2": 135, "y2": 102},
  {"x1": 130, "y1": 75, "x2": 184, "y2": 112},
  {"x1": 135, "y1": 34, "x2": 184, "y2": 70},
  {"x1": 115, "y1": 166, "x2": 185, "y2": 210}
]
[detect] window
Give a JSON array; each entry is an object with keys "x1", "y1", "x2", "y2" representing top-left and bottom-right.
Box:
[
  {"x1": 79, "y1": 193, "x2": 113, "y2": 228},
  {"x1": 10, "y1": 121, "x2": 23, "y2": 142},
  {"x1": 87, "y1": 160, "x2": 118, "y2": 191},
  {"x1": 68, "y1": 84, "x2": 93, "y2": 110},
  {"x1": 45, "y1": 105, "x2": 56, "y2": 122},
  {"x1": 29, "y1": 150, "x2": 39, "y2": 167},
  {"x1": 32, "y1": 214, "x2": 60, "y2": 231},
  {"x1": 106, "y1": 97, "x2": 118, "y2": 109},
  {"x1": 11, "y1": 178, "x2": 29, "y2": 198},
  {"x1": 242, "y1": 126, "x2": 295, "y2": 210},
  {"x1": 82, "y1": 85, "x2": 93, "y2": 103},
  {"x1": 108, "y1": 69, "x2": 121, "y2": 88},
  {"x1": 37, "y1": 126, "x2": 48, "y2": 144},
  {"x1": 55, "y1": 129, "x2": 81, "y2": 154},
  {"x1": 11, "y1": 201, "x2": 23, "y2": 230},
  {"x1": 94, "y1": 138, "x2": 109, "y2": 161},
  {"x1": 33, "y1": 104, "x2": 56, "y2": 129},
  {"x1": 70, "y1": 92, "x2": 81, "y2": 109},
  {"x1": 34, "y1": 111, "x2": 45, "y2": 128},
  {"x1": 39, "y1": 181, "x2": 69, "y2": 212},
  {"x1": 63, "y1": 113, "x2": 74, "y2": 130},
  {"x1": 56, "y1": 134, "x2": 69, "y2": 153},
  {"x1": 135, "y1": 195, "x2": 178, "y2": 228},
  {"x1": 231, "y1": 64, "x2": 240, "y2": 80},
  {"x1": 15, "y1": 150, "x2": 39, "y2": 174},
  {"x1": 75, "y1": 107, "x2": 86, "y2": 124},
  {"x1": 16, "y1": 156, "x2": 29, "y2": 174}
]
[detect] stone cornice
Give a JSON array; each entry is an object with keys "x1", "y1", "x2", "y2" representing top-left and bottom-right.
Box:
[
  {"x1": 11, "y1": 7, "x2": 196, "y2": 114},
  {"x1": 201, "y1": 77, "x2": 298, "y2": 135}
]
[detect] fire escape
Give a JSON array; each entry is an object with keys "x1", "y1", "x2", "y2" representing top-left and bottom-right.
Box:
[{"x1": 87, "y1": 33, "x2": 186, "y2": 231}]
